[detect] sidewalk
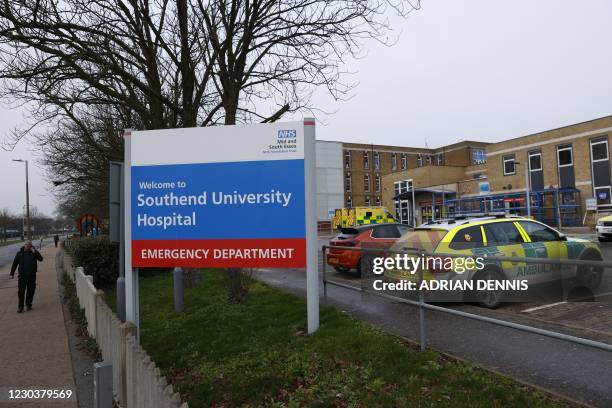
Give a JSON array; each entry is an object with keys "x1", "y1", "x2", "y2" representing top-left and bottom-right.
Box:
[{"x1": 0, "y1": 245, "x2": 77, "y2": 407}]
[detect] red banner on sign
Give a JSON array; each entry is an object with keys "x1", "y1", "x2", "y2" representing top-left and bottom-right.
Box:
[{"x1": 132, "y1": 238, "x2": 306, "y2": 268}]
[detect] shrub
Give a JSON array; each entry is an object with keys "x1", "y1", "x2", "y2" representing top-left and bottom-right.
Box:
[
  {"x1": 66, "y1": 236, "x2": 119, "y2": 288},
  {"x1": 224, "y1": 267, "x2": 255, "y2": 303}
]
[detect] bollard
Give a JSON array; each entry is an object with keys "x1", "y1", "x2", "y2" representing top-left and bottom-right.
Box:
[
  {"x1": 116, "y1": 276, "x2": 126, "y2": 322},
  {"x1": 94, "y1": 361, "x2": 113, "y2": 408},
  {"x1": 173, "y1": 267, "x2": 184, "y2": 313},
  {"x1": 419, "y1": 287, "x2": 426, "y2": 351},
  {"x1": 322, "y1": 246, "x2": 327, "y2": 302}
]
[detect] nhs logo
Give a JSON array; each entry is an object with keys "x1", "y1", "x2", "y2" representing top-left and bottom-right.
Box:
[{"x1": 278, "y1": 129, "x2": 296, "y2": 139}]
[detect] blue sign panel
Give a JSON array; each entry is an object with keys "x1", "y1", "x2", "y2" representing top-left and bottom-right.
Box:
[{"x1": 131, "y1": 159, "x2": 305, "y2": 240}]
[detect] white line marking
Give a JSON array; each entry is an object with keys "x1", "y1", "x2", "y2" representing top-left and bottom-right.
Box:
[{"x1": 522, "y1": 301, "x2": 567, "y2": 313}]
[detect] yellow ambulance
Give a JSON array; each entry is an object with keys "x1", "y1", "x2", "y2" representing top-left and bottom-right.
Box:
[{"x1": 332, "y1": 207, "x2": 397, "y2": 230}]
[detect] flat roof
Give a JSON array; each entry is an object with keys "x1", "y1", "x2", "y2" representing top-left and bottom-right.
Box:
[
  {"x1": 319, "y1": 139, "x2": 490, "y2": 151},
  {"x1": 394, "y1": 189, "x2": 457, "y2": 200},
  {"x1": 487, "y1": 114, "x2": 612, "y2": 146}
]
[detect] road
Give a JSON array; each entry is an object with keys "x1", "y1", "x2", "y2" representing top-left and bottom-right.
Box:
[
  {"x1": 0, "y1": 238, "x2": 55, "y2": 269},
  {"x1": 321, "y1": 235, "x2": 612, "y2": 341}
]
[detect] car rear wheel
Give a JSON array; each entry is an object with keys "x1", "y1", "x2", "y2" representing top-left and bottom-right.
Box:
[
  {"x1": 475, "y1": 269, "x2": 504, "y2": 309},
  {"x1": 577, "y1": 253, "x2": 603, "y2": 289},
  {"x1": 334, "y1": 266, "x2": 351, "y2": 273},
  {"x1": 598, "y1": 236, "x2": 608, "y2": 242}
]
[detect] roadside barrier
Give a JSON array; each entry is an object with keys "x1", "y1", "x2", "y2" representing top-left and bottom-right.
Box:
[
  {"x1": 322, "y1": 244, "x2": 612, "y2": 353},
  {"x1": 58, "y1": 251, "x2": 188, "y2": 408}
]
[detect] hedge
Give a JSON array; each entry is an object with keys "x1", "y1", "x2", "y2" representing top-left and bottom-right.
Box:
[{"x1": 66, "y1": 236, "x2": 119, "y2": 288}]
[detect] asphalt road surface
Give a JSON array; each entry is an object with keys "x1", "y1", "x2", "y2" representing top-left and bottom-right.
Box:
[
  {"x1": 320, "y1": 235, "x2": 612, "y2": 339},
  {"x1": 0, "y1": 238, "x2": 54, "y2": 270}
]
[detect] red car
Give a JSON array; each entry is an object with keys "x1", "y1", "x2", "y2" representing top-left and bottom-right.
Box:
[{"x1": 327, "y1": 223, "x2": 412, "y2": 273}]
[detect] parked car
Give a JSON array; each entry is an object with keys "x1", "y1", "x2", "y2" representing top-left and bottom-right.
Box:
[
  {"x1": 384, "y1": 214, "x2": 603, "y2": 308},
  {"x1": 596, "y1": 214, "x2": 612, "y2": 241},
  {"x1": 327, "y1": 223, "x2": 412, "y2": 273}
]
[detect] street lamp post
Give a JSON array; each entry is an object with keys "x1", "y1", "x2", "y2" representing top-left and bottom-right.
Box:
[{"x1": 13, "y1": 159, "x2": 31, "y2": 240}]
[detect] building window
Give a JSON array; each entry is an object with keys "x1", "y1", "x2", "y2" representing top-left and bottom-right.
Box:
[
  {"x1": 375, "y1": 174, "x2": 381, "y2": 192},
  {"x1": 436, "y1": 153, "x2": 444, "y2": 166},
  {"x1": 591, "y1": 139, "x2": 609, "y2": 162},
  {"x1": 473, "y1": 148, "x2": 487, "y2": 164},
  {"x1": 401, "y1": 154, "x2": 407, "y2": 169},
  {"x1": 364, "y1": 174, "x2": 370, "y2": 192},
  {"x1": 365, "y1": 196, "x2": 371, "y2": 206},
  {"x1": 557, "y1": 145, "x2": 573, "y2": 167},
  {"x1": 363, "y1": 151, "x2": 369, "y2": 169},
  {"x1": 375, "y1": 196, "x2": 381, "y2": 206},
  {"x1": 529, "y1": 152, "x2": 542, "y2": 171},
  {"x1": 595, "y1": 187, "x2": 612, "y2": 205},
  {"x1": 426, "y1": 155, "x2": 432, "y2": 165},
  {"x1": 374, "y1": 151, "x2": 380, "y2": 170},
  {"x1": 344, "y1": 150, "x2": 352, "y2": 169},
  {"x1": 394, "y1": 181, "x2": 401, "y2": 195},
  {"x1": 345, "y1": 173, "x2": 352, "y2": 192},
  {"x1": 391, "y1": 153, "x2": 397, "y2": 170},
  {"x1": 417, "y1": 154, "x2": 423, "y2": 167},
  {"x1": 503, "y1": 154, "x2": 516, "y2": 176},
  {"x1": 347, "y1": 195, "x2": 352, "y2": 208}
]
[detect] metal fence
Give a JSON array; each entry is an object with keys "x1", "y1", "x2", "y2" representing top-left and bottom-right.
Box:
[{"x1": 321, "y1": 244, "x2": 612, "y2": 353}]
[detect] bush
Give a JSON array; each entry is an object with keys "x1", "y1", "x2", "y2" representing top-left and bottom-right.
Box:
[{"x1": 66, "y1": 236, "x2": 119, "y2": 288}]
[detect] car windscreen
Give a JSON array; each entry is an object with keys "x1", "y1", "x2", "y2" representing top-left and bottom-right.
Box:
[
  {"x1": 390, "y1": 229, "x2": 448, "y2": 253},
  {"x1": 334, "y1": 227, "x2": 370, "y2": 240}
]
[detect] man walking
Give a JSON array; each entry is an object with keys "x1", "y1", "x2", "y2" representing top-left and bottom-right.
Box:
[{"x1": 10, "y1": 241, "x2": 43, "y2": 313}]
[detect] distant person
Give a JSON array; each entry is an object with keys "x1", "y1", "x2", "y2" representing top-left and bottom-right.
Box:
[
  {"x1": 9, "y1": 241, "x2": 44, "y2": 313},
  {"x1": 53, "y1": 235, "x2": 59, "y2": 247}
]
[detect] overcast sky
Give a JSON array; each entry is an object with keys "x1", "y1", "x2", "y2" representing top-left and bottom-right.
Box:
[{"x1": 1, "y1": 0, "x2": 612, "y2": 216}]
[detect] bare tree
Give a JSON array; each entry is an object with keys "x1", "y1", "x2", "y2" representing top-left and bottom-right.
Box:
[
  {"x1": 198, "y1": 0, "x2": 420, "y2": 125},
  {"x1": 0, "y1": 0, "x2": 222, "y2": 138},
  {"x1": 0, "y1": 0, "x2": 420, "y2": 134},
  {"x1": 1, "y1": 0, "x2": 420, "y2": 210},
  {"x1": 0, "y1": 0, "x2": 420, "y2": 300},
  {"x1": 29, "y1": 208, "x2": 54, "y2": 237},
  {"x1": 41, "y1": 105, "x2": 128, "y2": 220},
  {"x1": 0, "y1": 207, "x2": 11, "y2": 242}
]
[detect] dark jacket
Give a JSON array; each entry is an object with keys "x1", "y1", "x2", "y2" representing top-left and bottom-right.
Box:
[{"x1": 10, "y1": 247, "x2": 43, "y2": 277}]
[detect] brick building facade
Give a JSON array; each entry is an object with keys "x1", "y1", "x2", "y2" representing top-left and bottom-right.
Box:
[
  {"x1": 342, "y1": 141, "x2": 488, "y2": 208},
  {"x1": 378, "y1": 115, "x2": 612, "y2": 226}
]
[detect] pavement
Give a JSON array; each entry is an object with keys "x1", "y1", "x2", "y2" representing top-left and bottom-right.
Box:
[{"x1": 0, "y1": 244, "x2": 77, "y2": 406}]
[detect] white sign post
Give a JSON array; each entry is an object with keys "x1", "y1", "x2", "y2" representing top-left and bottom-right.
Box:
[
  {"x1": 304, "y1": 120, "x2": 319, "y2": 333},
  {"x1": 124, "y1": 120, "x2": 319, "y2": 336}
]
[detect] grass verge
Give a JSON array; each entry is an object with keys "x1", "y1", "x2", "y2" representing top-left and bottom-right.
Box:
[
  {"x1": 61, "y1": 272, "x2": 102, "y2": 360},
  {"x1": 0, "y1": 239, "x2": 20, "y2": 248},
  {"x1": 105, "y1": 270, "x2": 573, "y2": 407}
]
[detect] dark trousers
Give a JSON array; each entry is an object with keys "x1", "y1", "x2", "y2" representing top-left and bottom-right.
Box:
[{"x1": 18, "y1": 274, "x2": 36, "y2": 309}]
